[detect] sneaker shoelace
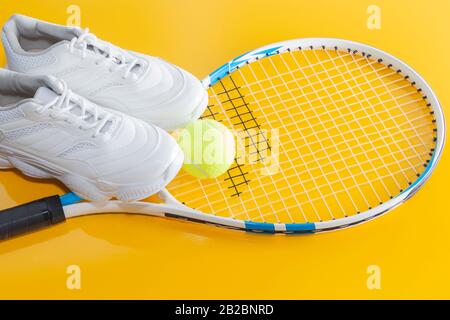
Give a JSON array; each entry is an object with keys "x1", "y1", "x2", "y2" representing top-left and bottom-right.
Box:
[
  {"x1": 69, "y1": 28, "x2": 144, "y2": 80},
  {"x1": 35, "y1": 81, "x2": 114, "y2": 138}
]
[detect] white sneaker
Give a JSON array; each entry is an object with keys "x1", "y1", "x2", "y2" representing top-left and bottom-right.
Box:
[
  {"x1": 2, "y1": 14, "x2": 208, "y2": 131},
  {"x1": 0, "y1": 69, "x2": 183, "y2": 201}
]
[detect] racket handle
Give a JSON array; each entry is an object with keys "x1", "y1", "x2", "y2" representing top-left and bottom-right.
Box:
[{"x1": 0, "y1": 196, "x2": 65, "y2": 240}]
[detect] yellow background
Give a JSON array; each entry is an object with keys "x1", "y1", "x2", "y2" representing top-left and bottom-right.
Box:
[{"x1": 0, "y1": 0, "x2": 449, "y2": 299}]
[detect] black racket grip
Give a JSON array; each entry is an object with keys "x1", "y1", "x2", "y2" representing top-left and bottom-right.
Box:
[{"x1": 0, "y1": 196, "x2": 65, "y2": 240}]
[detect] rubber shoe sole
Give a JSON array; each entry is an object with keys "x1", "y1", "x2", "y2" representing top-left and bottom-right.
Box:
[{"x1": 0, "y1": 146, "x2": 184, "y2": 201}]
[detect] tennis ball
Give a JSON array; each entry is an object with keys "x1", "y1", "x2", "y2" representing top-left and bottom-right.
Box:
[{"x1": 174, "y1": 119, "x2": 235, "y2": 179}]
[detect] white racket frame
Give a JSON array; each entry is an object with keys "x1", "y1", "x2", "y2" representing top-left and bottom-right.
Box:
[{"x1": 64, "y1": 38, "x2": 445, "y2": 233}]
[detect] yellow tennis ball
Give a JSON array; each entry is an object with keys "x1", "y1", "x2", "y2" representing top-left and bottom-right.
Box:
[{"x1": 174, "y1": 119, "x2": 235, "y2": 179}]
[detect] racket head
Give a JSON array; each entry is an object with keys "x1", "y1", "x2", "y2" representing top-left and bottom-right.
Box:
[{"x1": 165, "y1": 38, "x2": 444, "y2": 233}]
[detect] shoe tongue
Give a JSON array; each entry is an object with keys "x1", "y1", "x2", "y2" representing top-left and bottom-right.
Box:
[
  {"x1": 34, "y1": 86, "x2": 84, "y2": 116},
  {"x1": 33, "y1": 86, "x2": 58, "y2": 104},
  {"x1": 84, "y1": 42, "x2": 144, "y2": 76},
  {"x1": 36, "y1": 22, "x2": 81, "y2": 41}
]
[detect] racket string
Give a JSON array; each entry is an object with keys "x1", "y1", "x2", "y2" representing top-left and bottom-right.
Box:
[
  {"x1": 363, "y1": 52, "x2": 432, "y2": 151},
  {"x1": 168, "y1": 47, "x2": 436, "y2": 224},
  {"x1": 210, "y1": 83, "x2": 264, "y2": 220},
  {"x1": 259, "y1": 52, "x2": 347, "y2": 220},
  {"x1": 299, "y1": 49, "x2": 387, "y2": 213},
  {"x1": 246, "y1": 56, "x2": 383, "y2": 99},
  {"x1": 170, "y1": 145, "x2": 424, "y2": 215},
  {"x1": 243, "y1": 58, "x2": 314, "y2": 222},
  {"x1": 221, "y1": 76, "x2": 290, "y2": 221},
  {"x1": 243, "y1": 50, "x2": 370, "y2": 89},
  {"x1": 328, "y1": 50, "x2": 413, "y2": 193},
  {"x1": 327, "y1": 49, "x2": 432, "y2": 198}
]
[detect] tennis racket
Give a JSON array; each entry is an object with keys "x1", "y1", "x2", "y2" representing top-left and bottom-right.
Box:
[{"x1": 0, "y1": 38, "x2": 445, "y2": 239}]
